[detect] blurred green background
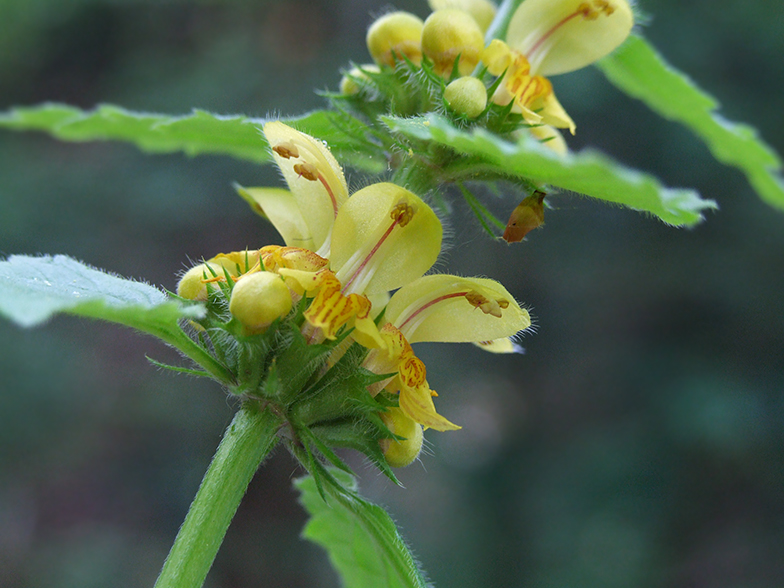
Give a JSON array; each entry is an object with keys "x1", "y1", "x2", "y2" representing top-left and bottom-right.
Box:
[{"x1": 1, "y1": 1, "x2": 783, "y2": 587}]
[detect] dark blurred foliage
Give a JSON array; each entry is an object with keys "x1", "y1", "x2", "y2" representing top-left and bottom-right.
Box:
[{"x1": 1, "y1": 1, "x2": 783, "y2": 587}]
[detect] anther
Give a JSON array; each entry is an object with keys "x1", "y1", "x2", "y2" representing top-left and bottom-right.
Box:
[
  {"x1": 390, "y1": 201, "x2": 415, "y2": 227},
  {"x1": 272, "y1": 141, "x2": 299, "y2": 159},
  {"x1": 293, "y1": 162, "x2": 319, "y2": 181}
]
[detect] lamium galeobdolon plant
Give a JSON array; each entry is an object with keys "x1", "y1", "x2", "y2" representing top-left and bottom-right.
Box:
[{"x1": 1, "y1": 0, "x2": 782, "y2": 586}]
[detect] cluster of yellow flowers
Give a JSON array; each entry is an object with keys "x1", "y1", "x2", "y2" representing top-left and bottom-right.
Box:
[
  {"x1": 178, "y1": 122, "x2": 530, "y2": 467},
  {"x1": 175, "y1": 0, "x2": 635, "y2": 469},
  {"x1": 356, "y1": 0, "x2": 633, "y2": 153}
]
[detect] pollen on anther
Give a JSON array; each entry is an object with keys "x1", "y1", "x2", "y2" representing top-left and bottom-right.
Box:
[
  {"x1": 293, "y1": 162, "x2": 319, "y2": 181},
  {"x1": 272, "y1": 141, "x2": 299, "y2": 159},
  {"x1": 390, "y1": 201, "x2": 416, "y2": 227}
]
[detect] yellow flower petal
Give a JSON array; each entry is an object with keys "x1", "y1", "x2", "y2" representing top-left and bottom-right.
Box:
[
  {"x1": 535, "y1": 89, "x2": 576, "y2": 134},
  {"x1": 473, "y1": 337, "x2": 524, "y2": 353},
  {"x1": 384, "y1": 274, "x2": 530, "y2": 344},
  {"x1": 480, "y1": 39, "x2": 513, "y2": 76},
  {"x1": 331, "y1": 183, "x2": 442, "y2": 295},
  {"x1": 235, "y1": 186, "x2": 315, "y2": 250},
  {"x1": 527, "y1": 124, "x2": 568, "y2": 156},
  {"x1": 262, "y1": 121, "x2": 349, "y2": 255},
  {"x1": 399, "y1": 381, "x2": 461, "y2": 431},
  {"x1": 506, "y1": 0, "x2": 634, "y2": 76}
]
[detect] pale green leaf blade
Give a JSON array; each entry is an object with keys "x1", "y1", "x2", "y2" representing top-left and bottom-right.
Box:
[
  {"x1": 0, "y1": 103, "x2": 271, "y2": 162},
  {"x1": 597, "y1": 35, "x2": 784, "y2": 210},
  {"x1": 0, "y1": 103, "x2": 384, "y2": 169},
  {"x1": 384, "y1": 113, "x2": 716, "y2": 226},
  {"x1": 295, "y1": 471, "x2": 428, "y2": 588},
  {"x1": 0, "y1": 254, "x2": 203, "y2": 331}
]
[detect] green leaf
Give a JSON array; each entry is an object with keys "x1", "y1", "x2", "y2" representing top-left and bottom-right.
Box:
[
  {"x1": 0, "y1": 103, "x2": 271, "y2": 162},
  {"x1": 0, "y1": 254, "x2": 203, "y2": 331},
  {"x1": 383, "y1": 113, "x2": 717, "y2": 226},
  {"x1": 0, "y1": 103, "x2": 385, "y2": 170},
  {"x1": 597, "y1": 35, "x2": 784, "y2": 211},
  {"x1": 295, "y1": 470, "x2": 429, "y2": 588}
]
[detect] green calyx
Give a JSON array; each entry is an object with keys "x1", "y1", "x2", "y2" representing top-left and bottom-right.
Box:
[{"x1": 174, "y1": 267, "x2": 403, "y2": 489}]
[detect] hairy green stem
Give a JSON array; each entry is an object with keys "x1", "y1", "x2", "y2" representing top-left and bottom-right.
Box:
[{"x1": 154, "y1": 402, "x2": 281, "y2": 588}]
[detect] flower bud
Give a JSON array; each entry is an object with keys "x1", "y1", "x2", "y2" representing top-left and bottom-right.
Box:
[
  {"x1": 229, "y1": 271, "x2": 292, "y2": 333},
  {"x1": 421, "y1": 9, "x2": 484, "y2": 77},
  {"x1": 339, "y1": 64, "x2": 381, "y2": 95},
  {"x1": 176, "y1": 262, "x2": 226, "y2": 301},
  {"x1": 380, "y1": 407, "x2": 424, "y2": 468},
  {"x1": 366, "y1": 11, "x2": 424, "y2": 67},
  {"x1": 428, "y1": 0, "x2": 497, "y2": 33},
  {"x1": 444, "y1": 76, "x2": 487, "y2": 118}
]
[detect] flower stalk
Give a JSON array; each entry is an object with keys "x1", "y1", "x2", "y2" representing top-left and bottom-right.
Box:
[{"x1": 154, "y1": 402, "x2": 282, "y2": 588}]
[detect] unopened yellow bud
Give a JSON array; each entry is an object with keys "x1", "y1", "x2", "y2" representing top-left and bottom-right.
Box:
[
  {"x1": 380, "y1": 407, "x2": 424, "y2": 468},
  {"x1": 229, "y1": 272, "x2": 292, "y2": 333},
  {"x1": 421, "y1": 9, "x2": 484, "y2": 77},
  {"x1": 366, "y1": 12, "x2": 424, "y2": 67},
  {"x1": 339, "y1": 64, "x2": 381, "y2": 95},
  {"x1": 444, "y1": 76, "x2": 487, "y2": 118},
  {"x1": 176, "y1": 262, "x2": 227, "y2": 301},
  {"x1": 428, "y1": 0, "x2": 497, "y2": 33}
]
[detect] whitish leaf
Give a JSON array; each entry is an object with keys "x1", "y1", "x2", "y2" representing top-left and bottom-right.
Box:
[
  {"x1": 295, "y1": 471, "x2": 429, "y2": 588},
  {"x1": 597, "y1": 35, "x2": 784, "y2": 211},
  {"x1": 384, "y1": 113, "x2": 717, "y2": 226},
  {"x1": 0, "y1": 254, "x2": 202, "y2": 330}
]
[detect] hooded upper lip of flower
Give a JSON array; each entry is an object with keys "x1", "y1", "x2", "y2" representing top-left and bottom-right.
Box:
[
  {"x1": 238, "y1": 122, "x2": 530, "y2": 431},
  {"x1": 482, "y1": 0, "x2": 634, "y2": 134}
]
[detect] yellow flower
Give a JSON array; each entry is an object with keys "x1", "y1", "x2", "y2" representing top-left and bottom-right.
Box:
[
  {"x1": 232, "y1": 123, "x2": 530, "y2": 436},
  {"x1": 482, "y1": 0, "x2": 633, "y2": 135},
  {"x1": 365, "y1": 275, "x2": 530, "y2": 431},
  {"x1": 276, "y1": 182, "x2": 443, "y2": 347},
  {"x1": 237, "y1": 121, "x2": 349, "y2": 256}
]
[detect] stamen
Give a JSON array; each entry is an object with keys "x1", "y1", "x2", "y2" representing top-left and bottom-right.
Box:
[
  {"x1": 465, "y1": 291, "x2": 509, "y2": 317},
  {"x1": 398, "y1": 291, "x2": 469, "y2": 332},
  {"x1": 293, "y1": 162, "x2": 319, "y2": 181},
  {"x1": 527, "y1": 1, "x2": 616, "y2": 57},
  {"x1": 341, "y1": 200, "x2": 415, "y2": 293},
  {"x1": 272, "y1": 141, "x2": 299, "y2": 159}
]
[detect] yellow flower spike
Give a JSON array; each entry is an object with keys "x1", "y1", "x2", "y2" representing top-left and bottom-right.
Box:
[
  {"x1": 262, "y1": 122, "x2": 349, "y2": 256},
  {"x1": 421, "y1": 9, "x2": 485, "y2": 77},
  {"x1": 366, "y1": 11, "x2": 424, "y2": 67},
  {"x1": 379, "y1": 407, "x2": 424, "y2": 468},
  {"x1": 384, "y1": 274, "x2": 530, "y2": 344},
  {"x1": 444, "y1": 76, "x2": 488, "y2": 118},
  {"x1": 235, "y1": 186, "x2": 315, "y2": 251},
  {"x1": 330, "y1": 182, "x2": 442, "y2": 296},
  {"x1": 229, "y1": 272, "x2": 293, "y2": 333},
  {"x1": 428, "y1": 0, "x2": 497, "y2": 34},
  {"x1": 506, "y1": 0, "x2": 634, "y2": 76}
]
